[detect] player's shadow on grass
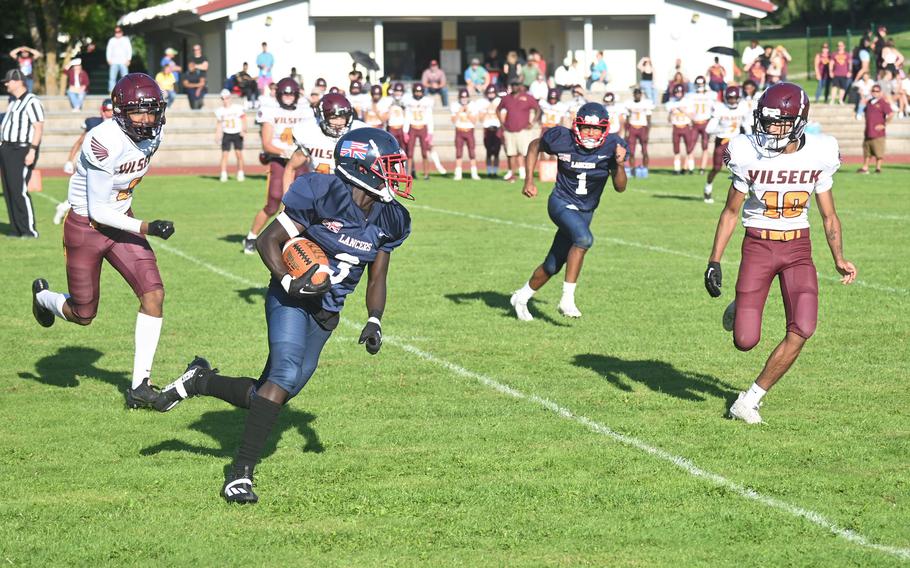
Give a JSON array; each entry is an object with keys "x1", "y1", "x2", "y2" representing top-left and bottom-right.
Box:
[
  {"x1": 236, "y1": 286, "x2": 266, "y2": 304},
  {"x1": 650, "y1": 194, "x2": 703, "y2": 202},
  {"x1": 219, "y1": 234, "x2": 246, "y2": 244},
  {"x1": 573, "y1": 353, "x2": 737, "y2": 402},
  {"x1": 140, "y1": 407, "x2": 323, "y2": 459},
  {"x1": 445, "y1": 291, "x2": 569, "y2": 327},
  {"x1": 18, "y1": 346, "x2": 128, "y2": 391}
]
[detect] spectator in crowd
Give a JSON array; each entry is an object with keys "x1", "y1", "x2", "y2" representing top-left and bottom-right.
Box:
[
  {"x1": 897, "y1": 66, "x2": 910, "y2": 118},
  {"x1": 741, "y1": 39, "x2": 763, "y2": 69},
  {"x1": 874, "y1": 26, "x2": 888, "y2": 72},
  {"x1": 348, "y1": 65, "x2": 364, "y2": 85},
  {"x1": 464, "y1": 58, "x2": 490, "y2": 95},
  {"x1": 231, "y1": 62, "x2": 258, "y2": 107},
  {"x1": 530, "y1": 49, "x2": 547, "y2": 77},
  {"x1": 106, "y1": 26, "x2": 132, "y2": 91},
  {"x1": 259, "y1": 81, "x2": 278, "y2": 108},
  {"x1": 554, "y1": 58, "x2": 575, "y2": 95},
  {"x1": 637, "y1": 56, "x2": 655, "y2": 101},
  {"x1": 852, "y1": 37, "x2": 873, "y2": 82},
  {"x1": 497, "y1": 81, "x2": 540, "y2": 182},
  {"x1": 502, "y1": 51, "x2": 522, "y2": 90},
  {"x1": 9, "y1": 46, "x2": 41, "y2": 93},
  {"x1": 774, "y1": 45, "x2": 792, "y2": 80},
  {"x1": 182, "y1": 60, "x2": 207, "y2": 110},
  {"x1": 880, "y1": 40, "x2": 904, "y2": 77},
  {"x1": 256, "y1": 42, "x2": 274, "y2": 95},
  {"x1": 155, "y1": 63, "x2": 178, "y2": 107},
  {"x1": 191, "y1": 44, "x2": 209, "y2": 77},
  {"x1": 858, "y1": 84, "x2": 892, "y2": 174},
  {"x1": 160, "y1": 47, "x2": 181, "y2": 85},
  {"x1": 485, "y1": 48, "x2": 502, "y2": 89},
  {"x1": 706, "y1": 57, "x2": 726, "y2": 95},
  {"x1": 669, "y1": 58, "x2": 691, "y2": 90},
  {"x1": 529, "y1": 71, "x2": 549, "y2": 101},
  {"x1": 522, "y1": 58, "x2": 540, "y2": 88},
  {"x1": 65, "y1": 59, "x2": 89, "y2": 111},
  {"x1": 830, "y1": 41, "x2": 852, "y2": 104},
  {"x1": 853, "y1": 71, "x2": 876, "y2": 119},
  {"x1": 876, "y1": 69, "x2": 897, "y2": 100},
  {"x1": 421, "y1": 59, "x2": 449, "y2": 107},
  {"x1": 588, "y1": 51, "x2": 608, "y2": 90},
  {"x1": 767, "y1": 53, "x2": 784, "y2": 85},
  {"x1": 814, "y1": 43, "x2": 832, "y2": 103},
  {"x1": 289, "y1": 66, "x2": 303, "y2": 86},
  {"x1": 664, "y1": 71, "x2": 687, "y2": 103}
]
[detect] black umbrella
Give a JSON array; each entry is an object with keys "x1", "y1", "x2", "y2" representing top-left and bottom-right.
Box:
[
  {"x1": 707, "y1": 46, "x2": 739, "y2": 57},
  {"x1": 350, "y1": 51, "x2": 380, "y2": 71}
]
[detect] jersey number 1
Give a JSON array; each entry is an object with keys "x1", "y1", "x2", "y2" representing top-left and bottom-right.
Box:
[{"x1": 576, "y1": 172, "x2": 588, "y2": 195}]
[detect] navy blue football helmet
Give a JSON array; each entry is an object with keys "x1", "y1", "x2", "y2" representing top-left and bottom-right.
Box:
[
  {"x1": 573, "y1": 102, "x2": 610, "y2": 149},
  {"x1": 334, "y1": 128, "x2": 413, "y2": 202}
]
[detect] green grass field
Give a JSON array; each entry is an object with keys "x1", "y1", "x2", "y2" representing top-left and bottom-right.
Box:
[{"x1": 1, "y1": 168, "x2": 909, "y2": 566}]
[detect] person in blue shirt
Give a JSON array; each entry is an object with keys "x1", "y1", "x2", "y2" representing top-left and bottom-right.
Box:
[
  {"x1": 511, "y1": 102, "x2": 627, "y2": 321},
  {"x1": 154, "y1": 128, "x2": 413, "y2": 504}
]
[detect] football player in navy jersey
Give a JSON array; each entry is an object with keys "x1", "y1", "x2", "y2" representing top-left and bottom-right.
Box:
[
  {"x1": 155, "y1": 128, "x2": 413, "y2": 503},
  {"x1": 510, "y1": 102, "x2": 628, "y2": 320}
]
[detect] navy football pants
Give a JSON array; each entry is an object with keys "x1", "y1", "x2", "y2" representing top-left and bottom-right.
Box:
[
  {"x1": 255, "y1": 281, "x2": 333, "y2": 398},
  {"x1": 542, "y1": 194, "x2": 595, "y2": 276}
]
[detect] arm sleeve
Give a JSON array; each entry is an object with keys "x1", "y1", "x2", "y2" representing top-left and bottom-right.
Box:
[
  {"x1": 85, "y1": 166, "x2": 143, "y2": 233},
  {"x1": 379, "y1": 207, "x2": 412, "y2": 253},
  {"x1": 814, "y1": 137, "x2": 841, "y2": 193},
  {"x1": 538, "y1": 126, "x2": 559, "y2": 154},
  {"x1": 725, "y1": 139, "x2": 750, "y2": 194}
]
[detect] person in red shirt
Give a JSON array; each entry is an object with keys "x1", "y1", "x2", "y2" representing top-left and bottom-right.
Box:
[
  {"x1": 497, "y1": 82, "x2": 540, "y2": 182},
  {"x1": 829, "y1": 41, "x2": 852, "y2": 104},
  {"x1": 858, "y1": 84, "x2": 893, "y2": 173}
]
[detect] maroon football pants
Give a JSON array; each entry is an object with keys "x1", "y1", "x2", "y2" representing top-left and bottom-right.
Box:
[
  {"x1": 454, "y1": 129, "x2": 476, "y2": 159},
  {"x1": 264, "y1": 159, "x2": 305, "y2": 216},
  {"x1": 63, "y1": 211, "x2": 163, "y2": 321},
  {"x1": 626, "y1": 126, "x2": 649, "y2": 159},
  {"x1": 672, "y1": 125, "x2": 695, "y2": 155},
  {"x1": 407, "y1": 126, "x2": 430, "y2": 160},
  {"x1": 733, "y1": 230, "x2": 818, "y2": 351}
]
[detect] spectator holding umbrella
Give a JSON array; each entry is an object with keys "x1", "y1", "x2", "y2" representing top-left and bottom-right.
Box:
[{"x1": 707, "y1": 57, "x2": 727, "y2": 95}]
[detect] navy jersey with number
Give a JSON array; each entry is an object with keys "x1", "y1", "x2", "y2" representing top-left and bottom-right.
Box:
[
  {"x1": 282, "y1": 173, "x2": 411, "y2": 315},
  {"x1": 539, "y1": 126, "x2": 627, "y2": 211}
]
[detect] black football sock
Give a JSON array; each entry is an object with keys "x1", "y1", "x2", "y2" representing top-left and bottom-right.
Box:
[
  {"x1": 234, "y1": 395, "x2": 283, "y2": 470},
  {"x1": 196, "y1": 373, "x2": 255, "y2": 409}
]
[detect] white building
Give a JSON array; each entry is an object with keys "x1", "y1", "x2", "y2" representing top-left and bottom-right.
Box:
[{"x1": 120, "y1": 0, "x2": 774, "y2": 94}]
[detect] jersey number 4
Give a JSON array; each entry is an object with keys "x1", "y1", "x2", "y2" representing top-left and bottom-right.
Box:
[{"x1": 761, "y1": 190, "x2": 810, "y2": 219}]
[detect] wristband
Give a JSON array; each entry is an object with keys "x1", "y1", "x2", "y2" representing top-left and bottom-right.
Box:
[
  {"x1": 30, "y1": 144, "x2": 39, "y2": 150},
  {"x1": 367, "y1": 316, "x2": 381, "y2": 326},
  {"x1": 280, "y1": 274, "x2": 293, "y2": 293}
]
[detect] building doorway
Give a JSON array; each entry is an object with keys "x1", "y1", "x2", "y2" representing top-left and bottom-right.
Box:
[
  {"x1": 384, "y1": 22, "x2": 441, "y2": 81},
  {"x1": 457, "y1": 21, "x2": 520, "y2": 85}
]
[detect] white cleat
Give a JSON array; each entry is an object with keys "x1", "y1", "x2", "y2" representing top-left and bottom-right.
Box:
[
  {"x1": 237, "y1": 170, "x2": 245, "y2": 182},
  {"x1": 53, "y1": 201, "x2": 71, "y2": 225},
  {"x1": 470, "y1": 172, "x2": 481, "y2": 180},
  {"x1": 729, "y1": 392, "x2": 764, "y2": 424},
  {"x1": 722, "y1": 300, "x2": 736, "y2": 332},
  {"x1": 557, "y1": 298, "x2": 582, "y2": 318},
  {"x1": 453, "y1": 170, "x2": 462, "y2": 181},
  {"x1": 510, "y1": 293, "x2": 534, "y2": 322},
  {"x1": 220, "y1": 171, "x2": 228, "y2": 182}
]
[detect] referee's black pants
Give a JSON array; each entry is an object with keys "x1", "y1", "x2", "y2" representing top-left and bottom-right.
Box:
[{"x1": 0, "y1": 144, "x2": 39, "y2": 237}]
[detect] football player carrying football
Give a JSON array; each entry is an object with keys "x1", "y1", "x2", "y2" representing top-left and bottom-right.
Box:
[
  {"x1": 242, "y1": 77, "x2": 314, "y2": 254},
  {"x1": 156, "y1": 128, "x2": 413, "y2": 503},
  {"x1": 281, "y1": 93, "x2": 365, "y2": 190},
  {"x1": 705, "y1": 82, "x2": 857, "y2": 424},
  {"x1": 31, "y1": 73, "x2": 174, "y2": 409},
  {"x1": 510, "y1": 102, "x2": 628, "y2": 320}
]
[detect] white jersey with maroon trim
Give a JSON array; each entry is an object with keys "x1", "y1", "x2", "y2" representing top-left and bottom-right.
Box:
[
  {"x1": 707, "y1": 102, "x2": 750, "y2": 140},
  {"x1": 68, "y1": 120, "x2": 161, "y2": 216},
  {"x1": 362, "y1": 97, "x2": 392, "y2": 128},
  {"x1": 215, "y1": 104, "x2": 245, "y2": 135},
  {"x1": 539, "y1": 101, "x2": 569, "y2": 128},
  {"x1": 666, "y1": 98, "x2": 693, "y2": 126},
  {"x1": 626, "y1": 99, "x2": 654, "y2": 128},
  {"x1": 689, "y1": 92, "x2": 715, "y2": 122},
  {"x1": 405, "y1": 97, "x2": 435, "y2": 132},
  {"x1": 257, "y1": 105, "x2": 313, "y2": 155},
  {"x1": 726, "y1": 133, "x2": 840, "y2": 231},
  {"x1": 290, "y1": 119, "x2": 367, "y2": 175},
  {"x1": 480, "y1": 97, "x2": 501, "y2": 128},
  {"x1": 387, "y1": 99, "x2": 407, "y2": 129},
  {"x1": 604, "y1": 103, "x2": 627, "y2": 134},
  {"x1": 349, "y1": 93, "x2": 371, "y2": 118},
  {"x1": 450, "y1": 101, "x2": 477, "y2": 129}
]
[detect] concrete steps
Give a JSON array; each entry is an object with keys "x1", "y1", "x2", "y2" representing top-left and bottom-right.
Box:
[{"x1": 25, "y1": 95, "x2": 910, "y2": 169}]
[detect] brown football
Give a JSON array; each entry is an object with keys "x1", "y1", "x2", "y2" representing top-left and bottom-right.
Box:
[{"x1": 282, "y1": 237, "x2": 329, "y2": 284}]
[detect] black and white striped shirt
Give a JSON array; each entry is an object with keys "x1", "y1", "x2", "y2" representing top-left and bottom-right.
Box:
[{"x1": 1, "y1": 93, "x2": 44, "y2": 144}]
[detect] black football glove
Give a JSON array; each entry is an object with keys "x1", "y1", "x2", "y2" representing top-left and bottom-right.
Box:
[
  {"x1": 282, "y1": 264, "x2": 331, "y2": 297},
  {"x1": 147, "y1": 220, "x2": 175, "y2": 240},
  {"x1": 358, "y1": 319, "x2": 382, "y2": 355},
  {"x1": 704, "y1": 261, "x2": 722, "y2": 298}
]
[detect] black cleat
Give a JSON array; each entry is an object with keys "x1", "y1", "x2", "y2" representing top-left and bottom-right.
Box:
[
  {"x1": 126, "y1": 378, "x2": 162, "y2": 409},
  {"x1": 223, "y1": 464, "x2": 258, "y2": 504},
  {"x1": 242, "y1": 237, "x2": 256, "y2": 255},
  {"x1": 32, "y1": 279, "x2": 55, "y2": 328},
  {"x1": 155, "y1": 356, "x2": 212, "y2": 412}
]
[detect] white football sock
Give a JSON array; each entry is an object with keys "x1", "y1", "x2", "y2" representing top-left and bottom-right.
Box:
[
  {"x1": 518, "y1": 166, "x2": 526, "y2": 180},
  {"x1": 514, "y1": 282, "x2": 536, "y2": 303},
  {"x1": 673, "y1": 157, "x2": 681, "y2": 172},
  {"x1": 132, "y1": 312, "x2": 163, "y2": 389},
  {"x1": 246, "y1": 231, "x2": 257, "y2": 240},
  {"x1": 686, "y1": 157, "x2": 695, "y2": 171},
  {"x1": 742, "y1": 382, "x2": 767, "y2": 407},
  {"x1": 704, "y1": 183, "x2": 713, "y2": 194},
  {"x1": 562, "y1": 281, "x2": 577, "y2": 300},
  {"x1": 37, "y1": 290, "x2": 69, "y2": 320}
]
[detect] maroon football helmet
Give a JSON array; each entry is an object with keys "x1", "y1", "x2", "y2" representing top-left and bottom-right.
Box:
[
  {"x1": 724, "y1": 85, "x2": 741, "y2": 108},
  {"x1": 276, "y1": 77, "x2": 300, "y2": 110},
  {"x1": 672, "y1": 84, "x2": 685, "y2": 99},
  {"x1": 546, "y1": 88, "x2": 559, "y2": 104},
  {"x1": 318, "y1": 93, "x2": 354, "y2": 138},
  {"x1": 111, "y1": 73, "x2": 166, "y2": 141},
  {"x1": 370, "y1": 84, "x2": 383, "y2": 100},
  {"x1": 485, "y1": 84, "x2": 498, "y2": 100},
  {"x1": 754, "y1": 82, "x2": 809, "y2": 152},
  {"x1": 694, "y1": 75, "x2": 707, "y2": 92},
  {"x1": 350, "y1": 80, "x2": 363, "y2": 95},
  {"x1": 412, "y1": 83, "x2": 424, "y2": 99}
]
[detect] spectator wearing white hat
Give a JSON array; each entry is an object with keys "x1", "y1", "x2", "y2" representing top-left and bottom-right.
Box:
[{"x1": 65, "y1": 58, "x2": 89, "y2": 111}]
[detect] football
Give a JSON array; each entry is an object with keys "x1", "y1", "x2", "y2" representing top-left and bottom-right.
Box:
[{"x1": 282, "y1": 237, "x2": 330, "y2": 284}]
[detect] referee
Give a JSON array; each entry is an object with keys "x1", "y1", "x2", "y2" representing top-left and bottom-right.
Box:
[{"x1": 1, "y1": 69, "x2": 44, "y2": 238}]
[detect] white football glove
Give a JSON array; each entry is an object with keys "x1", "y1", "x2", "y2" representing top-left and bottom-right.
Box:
[{"x1": 63, "y1": 161, "x2": 75, "y2": 174}]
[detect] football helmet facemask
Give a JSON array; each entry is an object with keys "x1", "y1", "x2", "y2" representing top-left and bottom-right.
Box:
[
  {"x1": 318, "y1": 93, "x2": 355, "y2": 138},
  {"x1": 276, "y1": 77, "x2": 300, "y2": 110},
  {"x1": 334, "y1": 128, "x2": 413, "y2": 203},
  {"x1": 753, "y1": 82, "x2": 809, "y2": 153},
  {"x1": 572, "y1": 102, "x2": 610, "y2": 150}
]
